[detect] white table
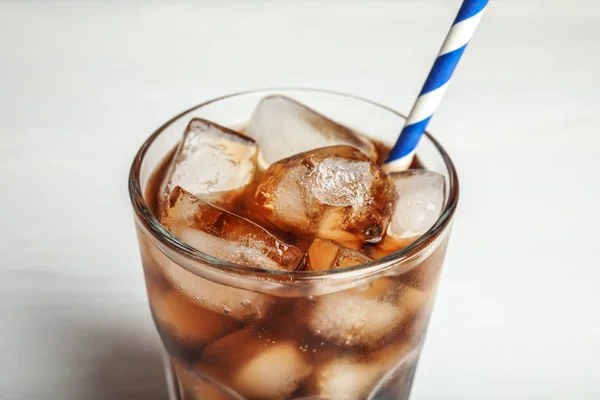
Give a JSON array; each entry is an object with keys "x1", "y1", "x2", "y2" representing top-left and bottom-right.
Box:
[{"x1": 1, "y1": 1, "x2": 599, "y2": 399}]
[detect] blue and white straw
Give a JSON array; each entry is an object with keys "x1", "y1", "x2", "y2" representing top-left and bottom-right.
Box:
[{"x1": 385, "y1": 0, "x2": 488, "y2": 171}]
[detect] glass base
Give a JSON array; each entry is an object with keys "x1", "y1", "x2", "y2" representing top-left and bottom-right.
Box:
[{"x1": 162, "y1": 347, "x2": 420, "y2": 400}]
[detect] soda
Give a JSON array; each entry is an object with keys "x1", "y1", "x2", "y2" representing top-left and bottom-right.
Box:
[{"x1": 130, "y1": 90, "x2": 457, "y2": 400}]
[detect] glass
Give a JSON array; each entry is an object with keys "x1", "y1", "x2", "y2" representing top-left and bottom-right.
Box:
[{"x1": 129, "y1": 88, "x2": 459, "y2": 400}]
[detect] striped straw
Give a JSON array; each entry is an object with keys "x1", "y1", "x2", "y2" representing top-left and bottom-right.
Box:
[{"x1": 385, "y1": 0, "x2": 488, "y2": 171}]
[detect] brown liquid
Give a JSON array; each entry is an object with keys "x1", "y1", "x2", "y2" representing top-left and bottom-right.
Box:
[{"x1": 138, "y1": 133, "x2": 446, "y2": 400}]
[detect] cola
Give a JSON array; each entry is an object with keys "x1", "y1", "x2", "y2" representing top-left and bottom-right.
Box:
[{"x1": 132, "y1": 92, "x2": 456, "y2": 400}]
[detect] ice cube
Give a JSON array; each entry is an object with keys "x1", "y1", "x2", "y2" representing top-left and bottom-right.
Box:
[
  {"x1": 309, "y1": 340, "x2": 413, "y2": 399},
  {"x1": 200, "y1": 328, "x2": 313, "y2": 399},
  {"x1": 150, "y1": 289, "x2": 239, "y2": 346},
  {"x1": 311, "y1": 357, "x2": 383, "y2": 399},
  {"x1": 305, "y1": 280, "x2": 427, "y2": 347},
  {"x1": 245, "y1": 95, "x2": 378, "y2": 166},
  {"x1": 160, "y1": 257, "x2": 276, "y2": 321},
  {"x1": 162, "y1": 186, "x2": 304, "y2": 271},
  {"x1": 305, "y1": 291, "x2": 400, "y2": 348},
  {"x1": 387, "y1": 170, "x2": 446, "y2": 240},
  {"x1": 255, "y1": 145, "x2": 397, "y2": 241},
  {"x1": 395, "y1": 284, "x2": 429, "y2": 316},
  {"x1": 158, "y1": 187, "x2": 303, "y2": 320},
  {"x1": 307, "y1": 238, "x2": 372, "y2": 271},
  {"x1": 158, "y1": 118, "x2": 258, "y2": 213}
]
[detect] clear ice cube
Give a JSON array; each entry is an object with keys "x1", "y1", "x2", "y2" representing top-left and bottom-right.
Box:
[
  {"x1": 307, "y1": 238, "x2": 372, "y2": 271},
  {"x1": 142, "y1": 224, "x2": 275, "y2": 321},
  {"x1": 310, "y1": 340, "x2": 412, "y2": 399},
  {"x1": 305, "y1": 290, "x2": 401, "y2": 348},
  {"x1": 311, "y1": 357, "x2": 384, "y2": 399},
  {"x1": 150, "y1": 289, "x2": 238, "y2": 346},
  {"x1": 158, "y1": 118, "x2": 258, "y2": 213},
  {"x1": 157, "y1": 187, "x2": 303, "y2": 321},
  {"x1": 305, "y1": 280, "x2": 428, "y2": 347},
  {"x1": 255, "y1": 145, "x2": 397, "y2": 242},
  {"x1": 387, "y1": 170, "x2": 446, "y2": 240},
  {"x1": 159, "y1": 257, "x2": 276, "y2": 321},
  {"x1": 245, "y1": 95, "x2": 377, "y2": 166},
  {"x1": 162, "y1": 186, "x2": 304, "y2": 271},
  {"x1": 200, "y1": 328, "x2": 312, "y2": 399}
]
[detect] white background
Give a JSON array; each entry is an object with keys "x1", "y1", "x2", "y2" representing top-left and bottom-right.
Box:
[{"x1": 1, "y1": 1, "x2": 599, "y2": 399}]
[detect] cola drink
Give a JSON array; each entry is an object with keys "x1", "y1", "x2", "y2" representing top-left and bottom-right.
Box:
[{"x1": 130, "y1": 90, "x2": 458, "y2": 400}]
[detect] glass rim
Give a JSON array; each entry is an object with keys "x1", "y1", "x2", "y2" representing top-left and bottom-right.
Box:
[{"x1": 128, "y1": 87, "x2": 460, "y2": 283}]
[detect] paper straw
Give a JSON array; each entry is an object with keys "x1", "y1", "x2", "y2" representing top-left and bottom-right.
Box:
[{"x1": 385, "y1": 0, "x2": 489, "y2": 171}]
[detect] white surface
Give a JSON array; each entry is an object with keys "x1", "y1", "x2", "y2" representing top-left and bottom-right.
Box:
[{"x1": 1, "y1": 1, "x2": 599, "y2": 399}]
